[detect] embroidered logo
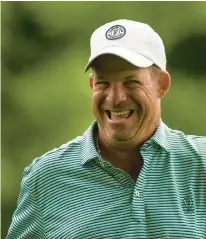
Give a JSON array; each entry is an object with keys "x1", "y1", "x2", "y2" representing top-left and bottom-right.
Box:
[
  {"x1": 182, "y1": 194, "x2": 194, "y2": 213},
  {"x1": 106, "y1": 25, "x2": 126, "y2": 40}
]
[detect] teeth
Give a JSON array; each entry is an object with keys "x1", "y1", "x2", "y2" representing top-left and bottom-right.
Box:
[{"x1": 111, "y1": 110, "x2": 130, "y2": 117}]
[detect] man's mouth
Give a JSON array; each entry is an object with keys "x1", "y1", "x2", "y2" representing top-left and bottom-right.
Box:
[{"x1": 105, "y1": 110, "x2": 134, "y2": 120}]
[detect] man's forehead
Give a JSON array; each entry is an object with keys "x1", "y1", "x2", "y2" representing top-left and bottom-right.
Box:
[
  {"x1": 94, "y1": 67, "x2": 148, "y2": 81},
  {"x1": 93, "y1": 54, "x2": 139, "y2": 71}
]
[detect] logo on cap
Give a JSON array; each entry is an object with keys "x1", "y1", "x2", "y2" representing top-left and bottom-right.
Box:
[{"x1": 106, "y1": 25, "x2": 126, "y2": 40}]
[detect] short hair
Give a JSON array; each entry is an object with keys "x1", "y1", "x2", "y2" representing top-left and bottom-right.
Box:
[{"x1": 149, "y1": 64, "x2": 161, "y2": 79}]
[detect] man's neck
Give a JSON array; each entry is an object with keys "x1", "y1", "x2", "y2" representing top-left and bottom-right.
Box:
[
  {"x1": 93, "y1": 120, "x2": 160, "y2": 180},
  {"x1": 95, "y1": 131, "x2": 143, "y2": 181}
]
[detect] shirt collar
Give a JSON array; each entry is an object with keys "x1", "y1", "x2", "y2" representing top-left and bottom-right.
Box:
[
  {"x1": 80, "y1": 121, "x2": 99, "y2": 165},
  {"x1": 80, "y1": 120, "x2": 171, "y2": 165},
  {"x1": 149, "y1": 120, "x2": 171, "y2": 152}
]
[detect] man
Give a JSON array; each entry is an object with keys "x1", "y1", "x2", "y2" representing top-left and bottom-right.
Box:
[{"x1": 7, "y1": 19, "x2": 206, "y2": 239}]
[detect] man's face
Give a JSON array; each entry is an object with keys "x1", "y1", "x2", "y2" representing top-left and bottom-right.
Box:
[{"x1": 89, "y1": 55, "x2": 165, "y2": 144}]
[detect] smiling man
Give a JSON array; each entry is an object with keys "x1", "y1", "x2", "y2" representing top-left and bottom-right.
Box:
[
  {"x1": 89, "y1": 54, "x2": 170, "y2": 181},
  {"x1": 7, "y1": 20, "x2": 206, "y2": 239}
]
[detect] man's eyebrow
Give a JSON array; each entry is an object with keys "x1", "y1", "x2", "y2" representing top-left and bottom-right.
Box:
[
  {"x1": 95, "y1": 75, "x2": 105, "y2": 80},
  {"x1": 124, "y1": 74, "x2": 138, "y2": 80},
  {"x1": 95, "y1": 73, "x2": 140, "y2": 80}
]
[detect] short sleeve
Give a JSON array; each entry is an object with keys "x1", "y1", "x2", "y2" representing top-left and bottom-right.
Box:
[{"x1": 6, "y1": 164, "x2": 45, "y2": 239}]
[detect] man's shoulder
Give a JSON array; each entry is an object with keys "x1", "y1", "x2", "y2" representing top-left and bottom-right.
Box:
[
  {"x1": 186, "y1": 134, "x2": 206, "y2": 156},
  {"x1": 169, "y1": 127, "x2": 206, "y2": 158},
  {"x1": 23, "y1": 135, "x2": 84, "y2": 182}
]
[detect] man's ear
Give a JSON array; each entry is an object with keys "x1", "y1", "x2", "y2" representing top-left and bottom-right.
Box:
[
  {"x1": 157, "y1": 71, "x2": 171, "y2": 98},
  {"x1": 89, "y1": 73, "x2": 94, "y2": 89}
]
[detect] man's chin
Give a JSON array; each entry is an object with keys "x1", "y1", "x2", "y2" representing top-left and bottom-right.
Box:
[
  {"x1": 106, "y1": 128, "x2": 136, "y2": 142},
  {"x1": 98, "y1": 118, "x2": 139, "y2": 141}
]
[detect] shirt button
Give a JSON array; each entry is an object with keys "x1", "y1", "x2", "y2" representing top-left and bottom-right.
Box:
[
  {"x1": 99, "y1": 161, "x2": 104, "y2": 168},
  {"x1": 135, "y1": 190, "x2": 140, "y2": 197}
]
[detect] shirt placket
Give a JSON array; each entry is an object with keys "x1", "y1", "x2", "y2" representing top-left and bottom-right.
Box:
[
  {"x1": 132, "y1": 142, "x2": 153, "y2": 223},
  {"x1": 94, "y1": 157, "x2": 135, "y2": 189}
]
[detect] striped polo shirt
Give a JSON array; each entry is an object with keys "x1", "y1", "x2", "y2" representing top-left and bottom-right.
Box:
[{"x1": 7, "y1": 121, "x2": 206, "y2": 239}]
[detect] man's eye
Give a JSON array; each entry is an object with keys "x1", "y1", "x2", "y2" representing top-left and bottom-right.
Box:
[
  {"x1": 125, "y1": 80, "x2": 139, "y2": 85},
  {"x1": 96, "y1": 82, "x2": 106, "y2": 85},
  {"x1": 95, "y1": 82, "x2": 109, "y2": 86},
  {"x1": 95, "y1": 82, "x2": 109, "y2": 89}
]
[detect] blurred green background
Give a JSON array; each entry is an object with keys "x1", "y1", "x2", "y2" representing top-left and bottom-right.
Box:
[{"x1": 2, "y1": 1, "x2": 206, "y2": 238}]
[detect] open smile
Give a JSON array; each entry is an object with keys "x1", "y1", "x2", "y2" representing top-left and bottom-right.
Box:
[{"x1": 105, "y1": 109, "x2": 134, "y2": 120}]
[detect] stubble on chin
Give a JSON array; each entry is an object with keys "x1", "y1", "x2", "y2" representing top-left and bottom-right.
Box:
[{"x1": 105, "y1": 124, "x2": 136, "y2": 142}]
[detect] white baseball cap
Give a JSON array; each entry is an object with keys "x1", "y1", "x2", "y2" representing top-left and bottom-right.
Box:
[{"x1": 84, "y1": 19, "x2": 166, "y2": 72}]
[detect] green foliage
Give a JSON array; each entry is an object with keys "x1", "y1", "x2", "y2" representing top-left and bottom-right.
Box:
[{"x1": 2, "y1": 2, "x2": 206, "y2": 238}]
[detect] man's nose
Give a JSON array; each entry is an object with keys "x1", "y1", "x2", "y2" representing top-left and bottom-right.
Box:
[{"x1": 107, "y1": 84, "x2": 127, "y2": 106}]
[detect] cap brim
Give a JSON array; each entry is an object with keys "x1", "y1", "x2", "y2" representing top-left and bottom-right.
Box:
[{"x1": 84, "y1": 46, "x2": 153, "y2": 72}]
